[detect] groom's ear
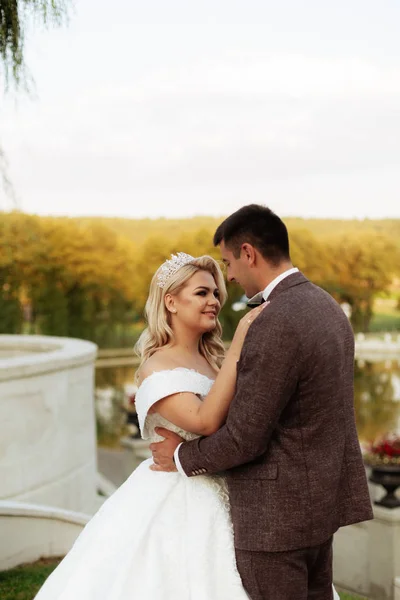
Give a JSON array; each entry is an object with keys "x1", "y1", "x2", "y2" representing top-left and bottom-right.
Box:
[{"x1": 241, "y1": 243, "x2": 257, "y2": 266}]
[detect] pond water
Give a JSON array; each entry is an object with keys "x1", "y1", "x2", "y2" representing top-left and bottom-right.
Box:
[{"x1": 95, "y1": 356, "x2": 400, "y2": 447}]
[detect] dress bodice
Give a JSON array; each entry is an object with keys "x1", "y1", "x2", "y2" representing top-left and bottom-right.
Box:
[
  {"x1": 134, "y1": 368, "x2": 215, "y2": 443},
  {"x1": 144, "y1": 413, "x2": 201, "y2": 444}
]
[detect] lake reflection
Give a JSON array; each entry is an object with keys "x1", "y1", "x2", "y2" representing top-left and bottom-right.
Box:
[
  {"x1": 95, "y1": 357, "x2": 400, "y2": 447},
  {"x1": 354, "y1": 358, "x2": 400, "y2": 442},
  {"x1": 95, "y1": 364, "x2": 137, "y2": 446}
]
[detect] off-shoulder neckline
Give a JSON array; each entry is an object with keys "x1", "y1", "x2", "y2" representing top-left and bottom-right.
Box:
[{"x1": 138, "y1": 366, "x2": 215, "y2": 387}]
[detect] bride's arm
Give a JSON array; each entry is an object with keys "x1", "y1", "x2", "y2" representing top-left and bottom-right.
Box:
[{"x1": 143, "y1": 303, "x2": 267, "y2": 436}]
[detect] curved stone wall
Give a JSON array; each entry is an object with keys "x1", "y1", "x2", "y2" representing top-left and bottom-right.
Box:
[
  {"x1": 0, "y1": 500, "x2": 89, "y2": 570},
  {"x1": 0, "y1": 335, "x2": 98, "y2": 514}
]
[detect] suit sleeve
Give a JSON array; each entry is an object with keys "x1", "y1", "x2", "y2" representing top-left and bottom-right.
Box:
[{"x1": 178, "y1": 311, "x2": 301, "y2": 476}]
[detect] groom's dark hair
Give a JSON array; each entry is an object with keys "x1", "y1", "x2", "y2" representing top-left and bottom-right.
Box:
[{"x1": 213, "y1": 204, "x2": 290, "y2": 265}]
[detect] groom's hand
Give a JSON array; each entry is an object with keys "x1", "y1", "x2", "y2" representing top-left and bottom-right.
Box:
[{"x1": 149, "y1": 427, "x2": 183, "y2": 472}]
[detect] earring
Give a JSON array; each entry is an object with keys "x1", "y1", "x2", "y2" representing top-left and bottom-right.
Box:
[{"x1": 171, "y1": 309, "x2": 177, "y2": 314}]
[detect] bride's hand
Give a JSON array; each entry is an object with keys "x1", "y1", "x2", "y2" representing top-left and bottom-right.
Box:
[
  {"x1": 239, "y1": 301, "x2": 269, "y2": 332},
  {"x1": 230, "y1": 301, "x2": 269, "y2": 354}
]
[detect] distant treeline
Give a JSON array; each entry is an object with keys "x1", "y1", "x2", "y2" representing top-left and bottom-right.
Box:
[
  {"x1": 1, "y1": 212, "x2": 399, "y2": 346},
  {"x1": 80, "y1": 215, "x2": 400, "y2": 249}
]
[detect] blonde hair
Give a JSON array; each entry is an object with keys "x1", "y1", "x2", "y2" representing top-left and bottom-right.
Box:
[{"x1": 135, "y1": 255, "x2": 227, "y2": 374}]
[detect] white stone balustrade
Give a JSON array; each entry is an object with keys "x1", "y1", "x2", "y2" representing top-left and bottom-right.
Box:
[
  {"x1": 0, "y1": 500, "x2": 90, "y2": 570},
  {"x1": 0, "y1": 335, "x2": 98, "y2": 514},
  {"x1": 334, "y1": 504, "x2": 400, "y2": 599}
]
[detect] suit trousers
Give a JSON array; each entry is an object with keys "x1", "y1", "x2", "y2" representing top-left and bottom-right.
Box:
[{"x1": 235, "y1": 537, "x2": 333, "y2": 600}]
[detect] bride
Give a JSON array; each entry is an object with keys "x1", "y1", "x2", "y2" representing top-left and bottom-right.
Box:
[{"x1": 34, "y1": 253, "x2": 266, "y2": 600}]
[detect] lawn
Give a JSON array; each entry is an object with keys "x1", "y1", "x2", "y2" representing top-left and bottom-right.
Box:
[
  {"x1": 0, "y1": 558, "x2": 61, "y2": 600},
  {"x1": 370, "y1": 296, "x2": 400, "y2": 332},
  {"x1": 0, "y1": 558, "x2": 366, "y2": 599}
]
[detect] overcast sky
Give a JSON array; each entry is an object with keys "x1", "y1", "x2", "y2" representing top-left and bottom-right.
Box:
[{"x1": 1, "y1": 0, "x2": 400, "y2": 219}]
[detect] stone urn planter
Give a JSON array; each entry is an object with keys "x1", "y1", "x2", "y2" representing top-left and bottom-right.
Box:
[
  {"x1": 369, "y1": 465, "x2": 400, "y2": 509},
  {"x1": 363, "y1": 434, "x2": 400, "y2": 509}
]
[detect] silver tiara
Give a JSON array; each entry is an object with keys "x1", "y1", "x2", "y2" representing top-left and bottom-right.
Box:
[{"x1": 156, "y1": 252, "x2": 196, "y2": 289}]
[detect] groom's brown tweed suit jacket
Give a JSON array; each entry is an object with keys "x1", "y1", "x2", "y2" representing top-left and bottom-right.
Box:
[{"x1": 179, "y1": 272, "x2": 373, "y2": 552}]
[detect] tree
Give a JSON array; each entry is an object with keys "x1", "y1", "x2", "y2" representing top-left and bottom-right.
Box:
[
  {"x1": 325, "y1": 232, "x2": 399, "y2": 332},
  {"x1": 0, "y1": 211, "x2": 43, "y2": 332},
  {"x1": 289, "y1": 228, "x2": 335, "y2": 287},
  {"x1": 1, "y1": 0, "x2": 69, "y2": 88},
  {"x1": 0, "y1": 146, "x2": 18, "y2": 209},
  {"x1": 1, "y1": 0, "x2": 70, "y2": 204},
  {"x1": 1, "y1": 212, "x2": 399, "y2": 345}
]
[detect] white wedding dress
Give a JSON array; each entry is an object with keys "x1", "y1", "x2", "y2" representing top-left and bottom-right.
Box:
[
  {"x1": 34, "y1": 367, "x2": 340, "y2": 600},
  {"x1": 34, "y1": 368, "x2": 249, "y2": 600}
]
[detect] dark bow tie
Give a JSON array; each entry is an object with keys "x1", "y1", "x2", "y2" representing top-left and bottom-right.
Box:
[{"x1": 246, "y1": 292, "x2": 266, "y2": 308}]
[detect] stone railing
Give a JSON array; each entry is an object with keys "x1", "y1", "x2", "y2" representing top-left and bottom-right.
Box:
[
  {"x1": 334, "y1": 503, "x2": 400, "y2": 599},
  {"x1": 355, "y1": 333, "x2": 400, "y2": 359},
  {"x1": 0, "y1": 335, "x2": 98, "y2": 514},
  {"x1": 0, "y1": 500, "x2": 90, "y2": 570}
]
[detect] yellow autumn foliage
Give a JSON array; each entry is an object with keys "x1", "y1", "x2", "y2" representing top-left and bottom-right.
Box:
[{"x1": 0, "y1": 211, "x2": 399, "y2": 344}]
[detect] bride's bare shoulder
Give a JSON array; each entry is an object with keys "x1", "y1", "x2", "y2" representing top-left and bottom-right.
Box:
[{"x1": 137, "y1": 350, "x2": 180, "y2": 384}]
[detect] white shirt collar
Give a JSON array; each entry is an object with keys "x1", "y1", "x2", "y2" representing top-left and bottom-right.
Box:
[{"x1": 262, "y1": 267, "x2": 299, "y2": 301}]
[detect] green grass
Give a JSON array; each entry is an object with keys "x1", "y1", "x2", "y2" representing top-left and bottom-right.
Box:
[
  {"x1": 0, "y1": 558, "x2": 61, "y2": 600},
  {"x1": 0, "y1": 559, "x2": 366, "y2": 600},
  {"x1": 370, "y1": 296, "x2": 400, "y2": 333},
  {"x1": 369, "y1": 311, "x2": 400, "y2": 332}
]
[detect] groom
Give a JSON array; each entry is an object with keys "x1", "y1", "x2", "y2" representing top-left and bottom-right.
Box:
[{"x1": 150, "y1": 204, "x2": 373, "y2": 599}]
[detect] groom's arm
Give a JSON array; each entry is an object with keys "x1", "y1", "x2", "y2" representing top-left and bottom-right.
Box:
[{"x1": 178, "y1": 313, "x2": 301, "y2": 477}]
